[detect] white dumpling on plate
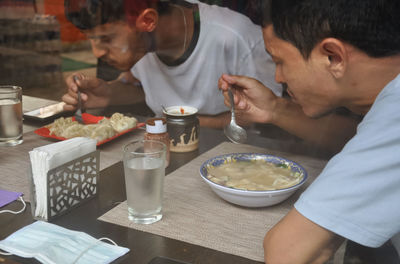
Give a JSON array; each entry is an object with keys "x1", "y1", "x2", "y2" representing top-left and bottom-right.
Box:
[
  {"x1": 61, "y1": 123, "x2": 84, "y2": 138},
  {"x1": 110, "y1": 112, "x2": 137, "y2": 132},
  {"x1": 90, "y1": 123, "x2": 116, "y2": 142}
]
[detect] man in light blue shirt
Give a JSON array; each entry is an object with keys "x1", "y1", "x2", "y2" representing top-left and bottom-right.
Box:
[{"x1": 219, "y1": 0, "x2": 400, "y2": 262}]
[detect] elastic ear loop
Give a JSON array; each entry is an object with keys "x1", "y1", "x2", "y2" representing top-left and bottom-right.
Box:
[
  {"x1": 0, "y1": 197, "x2": 27, "y2": 256},
  {"x1": 72, "y1": 237, "x2": 118, "y2": 264},
  {"x1": 0, "y1": 197, "x2": 26, "y2": 215}
]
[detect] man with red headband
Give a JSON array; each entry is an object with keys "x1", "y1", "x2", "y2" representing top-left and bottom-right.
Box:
[{"x1": 62, "y1": 0, "x2": 281, "y2": 128}]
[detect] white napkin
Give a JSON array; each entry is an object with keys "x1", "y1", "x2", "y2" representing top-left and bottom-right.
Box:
[{"x1": 29, "y1": 137, "x2": 97, "y2": 219}]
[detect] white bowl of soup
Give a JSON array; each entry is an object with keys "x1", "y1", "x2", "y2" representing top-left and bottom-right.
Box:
[{"x1": 199, "y1": 153, "x2": 307, "y2": 207}]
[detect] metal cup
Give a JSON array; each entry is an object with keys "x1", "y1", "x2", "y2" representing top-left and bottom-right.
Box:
[
  {"x1": 123, "y1": 140, "x2": 166, "y2": 224},
  {"x1": 0, "y1": 86, "x2": 23, "y2": 146}
]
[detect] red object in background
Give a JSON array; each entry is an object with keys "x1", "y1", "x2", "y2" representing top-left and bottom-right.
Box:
[
  {"x1": 34, "y1": 113, "x2": 145, "y2": 146},
  {"x1": 44, "y1": 0, "x2": 86, "y2": 43}
]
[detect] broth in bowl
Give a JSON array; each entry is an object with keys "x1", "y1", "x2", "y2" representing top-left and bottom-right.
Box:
[{"x1": 207, "y1": 160, "x2": 303, "y2": 191}]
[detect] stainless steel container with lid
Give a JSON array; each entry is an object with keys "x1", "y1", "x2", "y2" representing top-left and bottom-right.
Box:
[{"x1": 163, "y1": 106, "x2": 199, "y2": 152}]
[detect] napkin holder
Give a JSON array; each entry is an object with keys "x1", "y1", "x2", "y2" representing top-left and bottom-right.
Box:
[{"x1": 30, "y1": 150, "x2": 100, "y2": 221}]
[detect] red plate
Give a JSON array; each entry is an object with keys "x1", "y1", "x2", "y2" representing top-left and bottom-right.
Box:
[{"x1": 34, "y1": 113, "x2": 145, "y2": 146}]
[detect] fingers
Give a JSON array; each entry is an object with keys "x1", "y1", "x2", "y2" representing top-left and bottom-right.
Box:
[
  {"x1": 221, "y1": 74, "x2": 261, "y2": 90},
  {"x1": 61, "y1": 93, "x2": 77, "y2": 111},
  {"x1": 62, "y1": 92, "x2": 89, "y2": 109},
  {"x1": 76, "y1": 76, "x2": 102, "y2": 91},
  {"x1": 221, "y1": 74, "x2": 236, "y2": 85},
  {"x1": 66, "y1": 73, "x2": 88, "y2": 93},
  {"x1": 64, "y1": 72, "x2": 99, "y2": 112},
  {"x1": 218, "y1": 75, "x2": 231, "y2": 91},
  {"x1": 62, "y1": 87, "x2": 89, "y2": 103},
  {"x1": 65, "y1": 73, "x2": 80, "y2": 93},
  {"x1": 222, "y1": 88, "x2": 248, "y2": 110},
  {"x1": 80, "y1": 93, "x2": 88, "y2": 101},
  {"x1": 220, "y1": 74, "x2": 246, "y2": 108},
  {"x1": 63, "y1": 104, "x2": 76, "y2": 112},
  {"x1": 223, "y1": 93, "x2": 231, "y2": 107},
  {"x1": 66, "y1": 73, "x2": 101, "y2": 92}
]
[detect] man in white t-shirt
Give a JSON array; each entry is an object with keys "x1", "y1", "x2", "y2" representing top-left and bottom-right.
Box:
[
  {"x1": 61, "y1": 0, "x2": 281, "y2": 128},
  {"x1": 219, "y1": 0, "x2": 400, "y2": 262}
]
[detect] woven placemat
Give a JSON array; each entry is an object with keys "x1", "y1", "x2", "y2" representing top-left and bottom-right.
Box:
[
  {"x1": 0, "y1": 129, "x2": 145, "y2": 202},
  {"x1": 98, "y1": 142, "x2": 327, "y2": 262}
]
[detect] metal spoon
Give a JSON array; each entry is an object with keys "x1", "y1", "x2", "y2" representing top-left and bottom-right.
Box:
[
  {"x1": 224, "y1": 88, "x2": 247, "y2": 144},
  {"x1": 73, "y1": 75, "x2": 84, "y2": 124}
]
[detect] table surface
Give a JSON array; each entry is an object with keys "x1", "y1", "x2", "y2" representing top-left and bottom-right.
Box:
[{"x1": 1, "y1": 96, "x2": 385, "y2": 264}]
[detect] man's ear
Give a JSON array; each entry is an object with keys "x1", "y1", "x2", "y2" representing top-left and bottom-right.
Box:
[
  {"x1": 136, "y1": 8, "x2": 158, "y2": 32},
  {"x1": 319, "y1": 38, "x2": 347, "y2": 79}
]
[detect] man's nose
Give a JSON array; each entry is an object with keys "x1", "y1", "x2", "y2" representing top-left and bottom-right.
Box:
[{"x1": 90, "y1": 40, "x2": 107, "y2": 58}]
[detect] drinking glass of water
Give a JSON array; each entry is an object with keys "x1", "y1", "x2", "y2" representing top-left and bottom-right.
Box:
[
  {"x1": 0, "y1": 86, "x2": 23, "y2": 146},
  {"x1": 123, "y1": 140, "x2": 166, "y2": 224}
]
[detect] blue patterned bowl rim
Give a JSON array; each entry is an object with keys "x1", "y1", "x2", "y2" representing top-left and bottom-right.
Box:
[{"x1": 199, "y1": 153, "x2": 308, "y2": 193}]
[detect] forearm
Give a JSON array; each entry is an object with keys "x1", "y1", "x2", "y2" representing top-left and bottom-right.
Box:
[
  {"x1": 264, "y1": 209, "x2": 344, "y2": 264},
  {"x1": 271, "y1": 98, "x2": 359, "y2": 153},
  {"x1": 198, "y1": 112, "x2": 231, "y2": 129}
]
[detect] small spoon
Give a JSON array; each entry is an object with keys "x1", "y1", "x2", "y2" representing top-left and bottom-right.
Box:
[{"x1": 224, "y1": 88, "x2": 247, "y2": 144}]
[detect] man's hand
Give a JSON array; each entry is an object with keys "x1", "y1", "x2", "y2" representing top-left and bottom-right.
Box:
[
  {"x1": 62, "y1": 73, "x2": 111, "y2": 111},
  {"x1": 218, "y1": 74, "x2": 279, "y2": 125}
]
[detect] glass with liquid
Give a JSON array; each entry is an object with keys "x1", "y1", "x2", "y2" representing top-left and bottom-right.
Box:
[
  {"x1": 123, "y1": 140, "x2": 166, "y2": 224},
  {"x1": 0, "y1": 86, "x2": 23, "y2": 146}
]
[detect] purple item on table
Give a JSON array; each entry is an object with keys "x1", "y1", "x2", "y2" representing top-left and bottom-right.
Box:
[{"x1": 0, "y1": 189, "x2": 22, "y2": 208}]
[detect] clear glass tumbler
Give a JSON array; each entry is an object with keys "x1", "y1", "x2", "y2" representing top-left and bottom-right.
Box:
[
  {"x1": 0, "y1": 86, "x2": 23, "y2": 146},
  {"x1": 123, "y1": 140, "x2": 166, "y2": 224}
]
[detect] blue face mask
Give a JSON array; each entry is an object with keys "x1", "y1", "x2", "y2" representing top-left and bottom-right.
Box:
[{"x1": 0, "y1": 221, "x2": 129, "y2": 264}]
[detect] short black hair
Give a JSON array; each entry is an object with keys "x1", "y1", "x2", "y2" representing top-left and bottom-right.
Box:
[
  {"x1": 263, "y1": 0, "x2": 400, "y2": 59},
  {"x1": 64, "y1": 0, "x2": 172, "y2": 30},
  {"x1": 64, "y1": 0, "x2": 125, "y2": 30}
]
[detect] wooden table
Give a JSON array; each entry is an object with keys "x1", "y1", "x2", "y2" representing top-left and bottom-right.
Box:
[
  {"x1": 1, "y1": 123, "x2": 315, "y2": 264},
  {"x1": 0, "y1": 97, "x2": 324, "y2": 264},
  {"x1": 2, "y1": 97, "x2": 393, "y2": 264}
]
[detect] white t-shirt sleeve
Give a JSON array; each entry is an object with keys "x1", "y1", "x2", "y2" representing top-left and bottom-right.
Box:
[{"x1": 295, "y1": 75, "x2": 400, "y2": 248}]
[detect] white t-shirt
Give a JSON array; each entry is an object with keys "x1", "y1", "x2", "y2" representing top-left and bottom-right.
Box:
[
  {"x1": 131, "y1": 2, "x2": 281, "y2": 116},
  {"x1": 295, "y1": 74, "x2": 400, "y2": 256}
]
